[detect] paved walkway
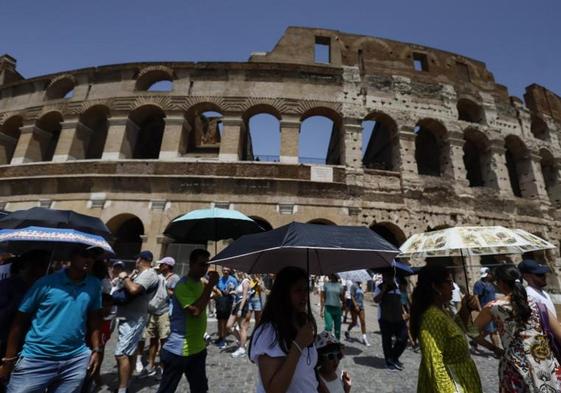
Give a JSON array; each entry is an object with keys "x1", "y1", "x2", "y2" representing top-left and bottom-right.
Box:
[{"x1": 97, "y1": 294, "x2": 500, "y2": 392}]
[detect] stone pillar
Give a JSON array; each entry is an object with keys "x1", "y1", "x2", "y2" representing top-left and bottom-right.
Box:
[
  {"x1": 341, "y1": 118, "x2": 362, "y2": 168},
  {"x1": 101, "y1": 116, "x2": 135, "y2": 160},
  {"x1": 279, "y1": 116, "x2": 300, "y2": 164},
  {"x1": 159, "y1": 114, "x2": 185, "y2": 160},
  {"x1": 0, "y1": 132, "x2": 18, "y2": 164},
  {"x1": 526, "y1": 152, "x2": 549, "y2": 201},
  {"x1": 446, "y1": 130, "x2": 469, "y2": 188},
  {"x1": 10, "y1": 122, "x2": 50, "y2": 164},
  {"x1": 52, "y1": 119, "x2": 93, "y2": 161},
  {"x1": 218, "y1": 115, "x2": 243, "y2": 162},
  {"x1": 488, "y1": 141, "x2": 513, "y2": 196},
  {"x1": 397, "y1": 125, "x2": 418, "y2": 182}
]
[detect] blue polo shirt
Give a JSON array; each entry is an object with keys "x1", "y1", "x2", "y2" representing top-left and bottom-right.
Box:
[{"x1": 18, "y1": 270, "x2": 102, "y2": 360}]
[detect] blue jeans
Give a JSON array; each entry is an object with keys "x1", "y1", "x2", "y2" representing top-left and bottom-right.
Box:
[{"x1": 7, "y1": 351, "x2": 90, "y2": 393}]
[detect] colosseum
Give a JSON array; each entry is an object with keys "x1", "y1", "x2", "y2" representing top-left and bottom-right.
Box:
[{"x1": 0, "y1": 27, "x2": 560, "y2": 289}]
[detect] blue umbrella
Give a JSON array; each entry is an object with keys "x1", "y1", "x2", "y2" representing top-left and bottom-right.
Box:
[
  {"x1": 164, "y1": 208, "x2": 263, "y2": 243},
  {"x1": 338, "y1": 269, "x2": 373, "y2": 283},
  {"x1": 211, "y1": 222, "x2": 399, "y2": 274},
  {"x1": 0, "y1": 226, "x2": 114, "y2": 255},
  {"x1": 371, "y1": 260, "x2": 415, "y2": 276}
]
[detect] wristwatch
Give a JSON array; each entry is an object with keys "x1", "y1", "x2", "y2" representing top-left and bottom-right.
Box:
[{"x1": 91, "y1": 347, "x2": 103, "y2": 353}]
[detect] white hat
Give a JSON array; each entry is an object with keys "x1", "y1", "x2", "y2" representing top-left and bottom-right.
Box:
[
  {"x1": 315, "y1": 331, "x2": 340, "y2": 350},
  {"x1": 480, "y1": 267, "x2": 490, "y2": 278},
  {"x1": 157, "y1": 257, "x2": 175, "y2": 267}
]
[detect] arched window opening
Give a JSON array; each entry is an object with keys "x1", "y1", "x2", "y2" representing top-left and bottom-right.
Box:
[
  {"x1": 540, "y1": 149, "x2": 561, "y2": 204},
  {"x1": 135, "y1": 69, "x2": 174, "y2": 92},
  {"x1": 505, "y1": 136, "x2": 531, "y2": 198},
  {"x1": 415, "y1": 119, "x2": 448, "y2": 177},
  {"x1": 370, "y1": 223, "x2": 405, "y2": 247},
  {"x1": 463, "y1": 129, "x2": 491, "y2": 187},
  {"x1": 0, "y1": 116, "x2": 22, "y2": 164},
  {"x1": 299, "y1": 110, "x2": 341, "y2": 165},
  {"x1": 245, "y1": 113, "x2": 280, "y2": 162},
  {"x1": 457, "y1": 99, "x2": 484, "y2": 124},
  {"x1": 147, "y1": 80, "x2": 173, "y2": 92},
  {"x1": 531, "y1": 115, "x2": 549, "y2": 141},
  {"x1": 36, "y1": 112, "x2": 63, "y2": 161},
  {"x1": 128, "y1": 105, "x2": 165, "y2": 159},
  {"x1": 45, "y1": 77, "x2": 75, "y2": 100},
  {"x1": 79, "y1": 106, "x2": 109, "y2": 159},
  {"x1": 362, "y1": 113, "x2": 398, "y2": 171},
  {"x1": 107, "y1": 214, "x2": 144, "y2": 260},
  {"x1": 182, "y1": 108, "x2": 222, "y2": 157},
  {"x1": 249, "y1": 216, "x2": 273, "y2": 232}
]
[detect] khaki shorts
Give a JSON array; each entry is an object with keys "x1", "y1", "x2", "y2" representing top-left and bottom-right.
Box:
[{"x1": 143, "y1": 312, "x2": 170, "y2": 340}]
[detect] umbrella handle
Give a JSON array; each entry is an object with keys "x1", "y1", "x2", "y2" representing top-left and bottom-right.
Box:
[{"x1": 461, "y1": 250, "x2": 470, "y2": 297}]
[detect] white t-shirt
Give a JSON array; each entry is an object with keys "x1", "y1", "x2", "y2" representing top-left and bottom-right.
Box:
[
  {"x1": 452, "y1": 282, "x2": 462, "y2": 303},
  {"x1": 344, "y1": 280, "x2": 353, "y2": 300},
  {"x1": 320, "y1": 372, "x2": 345, "y2": 393},
  {"x1": 250, "y1": 323, "x2": 318, "y2": 393},
  {"x1": 526, "y1": 286, "x2": 557, "y2": 318}
]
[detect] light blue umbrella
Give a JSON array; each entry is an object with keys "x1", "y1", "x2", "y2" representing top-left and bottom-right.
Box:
[{"x1": 338, "y1": 269, "x2": 372, "y2": 283}]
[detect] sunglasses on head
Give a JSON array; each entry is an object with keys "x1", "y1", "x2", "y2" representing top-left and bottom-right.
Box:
[{"x1": 321, "y1": 351, "x2": 343, "y2": 361}]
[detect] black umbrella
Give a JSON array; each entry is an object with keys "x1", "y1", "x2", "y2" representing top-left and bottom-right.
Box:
[
  {"x1": 0, "y1": 207, "x2": 112, "y2": 240},
  {"x1": 211, "y1": 222, "x2": 399, "y2": 274},
  {"x1": 370, "y1": 260, "x2": 416, "y2": 276}
]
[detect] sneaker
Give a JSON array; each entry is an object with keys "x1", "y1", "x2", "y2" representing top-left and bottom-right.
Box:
[
  {"x1": 218, "y1": 341, "x2": 228, "y2": 350},
  {"x1": 393, "y1": 359, "x2": 404, "y2": 370},
  {"x1": 385, "y1": 361, "x2": 398, "y2": 371},
  {"x1": 138, "y1": 366, "x2": 157, "y2": 379},
  {"x1": 231, "y1": 347, "x2": 246, "y2": 358},
  {"x1": 135, "y1": 359, "x2": 144, "y2": 374},
  {"x1": 362, "y1": 336, "x2": 371, "y2": 347},
  {"x1": 344, "y1": 331, "x2": 350, "y2": 340}
]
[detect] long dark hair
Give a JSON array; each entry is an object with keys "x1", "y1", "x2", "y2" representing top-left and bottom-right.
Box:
[
  {"x1": 248, "y1": 266, "x2": 316, "y2": 358},
  {"x1": 494, "y1": 264, "x2": 531, "y2": 325},
  {"x1": 410, "y1": 265, "x2": 450, "y2": 341}
]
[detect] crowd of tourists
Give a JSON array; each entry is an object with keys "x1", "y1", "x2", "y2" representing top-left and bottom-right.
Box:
[{"x1": 1, "y1": 242, "x2": 561, "y2": 393}]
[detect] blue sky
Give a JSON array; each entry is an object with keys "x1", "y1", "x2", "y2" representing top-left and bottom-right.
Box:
[{"x1": 1, "y1": 0, "x2": 559, "y2": 161}]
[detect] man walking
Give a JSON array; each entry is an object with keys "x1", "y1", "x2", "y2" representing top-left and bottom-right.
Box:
[
  {"x1": 519, "y1": 259, "x2": 557, "y2": 318},
  {"x1": 214, "y1": 267, "x2": 238, "y2": 349},
  {"x1": 374, "y1": 271, "x2": 407, "y2": 371},
  {"x1": 114, "y1": 250, "x2": 159, "y2": 393},
  {"x1": 156, "y1": 249, "x2": 219, "y2": 393},
  {"x1": 0, "y1": 248, "x2": 102, "y2": 393},
  {"x1": 472, "y1": 267, "x2": 501, "y2": 352}
]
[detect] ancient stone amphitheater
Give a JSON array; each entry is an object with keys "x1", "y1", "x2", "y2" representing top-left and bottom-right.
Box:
[{"x1": 1, "y1": 27, "x2": 560, "y2": 287}]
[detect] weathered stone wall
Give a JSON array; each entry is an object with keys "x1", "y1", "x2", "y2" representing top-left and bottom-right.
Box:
[{"x1": 1, "y1": 27, "x2": 560, "y2": 290}]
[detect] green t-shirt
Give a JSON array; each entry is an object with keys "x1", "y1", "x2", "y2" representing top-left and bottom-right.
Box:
[
  {"x1": 323, "y1": 282, "x2": 342, "y2": 307},
  {"x1": 164, "y1": 277, "x2": 206, "y2": 357}
]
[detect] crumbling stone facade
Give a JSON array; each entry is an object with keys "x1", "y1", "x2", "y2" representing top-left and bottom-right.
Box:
[{"x1": 1, "y1": 27, "x2": 560, "y2": 288}]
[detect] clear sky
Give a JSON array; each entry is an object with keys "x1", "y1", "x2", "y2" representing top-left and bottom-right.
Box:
[{"x1": 1, "y1": 0, "x2": 559, "y2": 161}]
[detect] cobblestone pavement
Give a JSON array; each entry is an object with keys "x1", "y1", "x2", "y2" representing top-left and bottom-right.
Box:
[{"x1": 98, "y1": 295, "x2": 499, "y2": 393}]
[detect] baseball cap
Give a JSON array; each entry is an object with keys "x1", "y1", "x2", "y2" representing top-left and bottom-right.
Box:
[
  {"x1": 157, "y1": 257, "x2": 175, "y2": 267},
  {"x1": 112, "y1": 260, "x2": 125, "y2": 268},
  {"x1": 137, "y1": 250, "x2": 153, "y2": 262},
  {"x1": 518, "y1": 259, "x2": 550, "y2": 275},
  {"x1": 480, "y1": 267, "x2": 490, "y2": 278},
  {"x1": 315, "y1": 331, "x2": 341, "y2": 351}
]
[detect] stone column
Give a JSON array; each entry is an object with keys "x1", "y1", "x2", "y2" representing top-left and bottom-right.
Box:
[
  {"x1": 10, "y1": 122, "x2": 50, "y2": 164},
  {"x1": 0, "y1": 132, "x2": 18, "y2": 164},
  {"x1": 279, "y1": 116, "x2": 300, "y2": 164},
  {"x1": 52, "y1": 119, "x2": 93, "y2": 161},
  {"x1": 488, "y1": 141, "x2": 513, "y2": 196},
  {"x1": 446, "y1": 130, "x2": 469, "y2": 188},
  {"x1": 101, "y1": 116, "x2": 135, "y2": 160},
  {"x1": 341, "y1": 118, "x2": 362, "y2": 168},
  {"x1": 397, "y1": 125, "x2": 418, "y2": 182},
  {"x1": 159, "y1": 114, "x2": 185, "y2": 160},
  {"x1": 526, "y1": 152, "x2": 549, "y2": 201},
  {"x1": 218, "y1": 115, "x2": 243, "y2": 162}
]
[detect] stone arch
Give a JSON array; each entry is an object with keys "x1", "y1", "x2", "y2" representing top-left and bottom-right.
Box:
[
  {"x1": 362, "y1": 111, "x2": 399, "y2": 171},
  {"x1": 106, "y1": 214, "x2": 144, "y2": 260},
  {"x1": 249, "y1": 216, "x2": 273, "y2": 231},
  {"x1": 0, "y1": 115, "x2": 22, "y2": 164},
  {"x1": 243, "y1": 105, "x2": 282, "y2": 162},
  {"x1": 463, "y1": 128, "x2": 492, "y2": 187},
  {"x1": 79, "y1": 105, "x2": 110, "y2": 159},
  {"x1": 127, "y1": 104, "x2": 166, "y2": 159},
  {"x1": 457, "y1": 98, "x2": 484, "y2": 124},
  {"x1": 307, "y1": 218, "x2": 337, "y2": 225},
  {"x1": 135, "y1": 67, "x2": 175, "y2": 91},
  {"x1": 35, "y1": 111, "x2": 63, "y2": 161},
  {"x1": 45, "y1": 76, "x2": 75, "y2": 100},
  {"x1": 182, "y1": 103, "x2": 223, "y2": 156},
  {"x1": 370, "y1": 222, "x2": 406, "y2": 247},
  {"x1": 414, "y1": 118, "x2": 449, "y2": 177},
  {"x1": 504, "y1": 135, "x2": 531, "y2": 197},
  {"x1": 299, "y1": 107, "x2": 342, "y2": 165},
  {"x1": 539, "y1": 148, "x2": 561, "y2": 204},
  {"x1": 530, "y1": 115, "x2": 549, "y2": 141}
]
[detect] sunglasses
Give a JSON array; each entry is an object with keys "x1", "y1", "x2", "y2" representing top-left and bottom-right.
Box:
[{"x1": 321, "y1": 351, "x2": 343, "y2": 361}]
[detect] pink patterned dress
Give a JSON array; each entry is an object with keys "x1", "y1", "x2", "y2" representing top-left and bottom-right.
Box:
[{"x1": 489, "y1": 298, "x2": 561, "y2": 393}]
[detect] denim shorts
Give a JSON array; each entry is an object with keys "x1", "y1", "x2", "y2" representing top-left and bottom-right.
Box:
[
  {"x1": 248, "y1": 295, "x2": 262, "y2": 312},
  {"x1": 115, "y1": 318, "x2": 146, "y2": 357}
]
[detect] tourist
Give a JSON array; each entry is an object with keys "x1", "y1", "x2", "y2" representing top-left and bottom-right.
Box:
[
  {"x1": 316, "y1": 331, "x2": 352, "y2": 393},
  {"x1": 0, "y1": 248, "x2": 103, "y2": 393},
  {"x1": 247, "y1": 274, "x2": 264, "y2": 325},
  {"x1": 139, "y1": 257, "x2": 180, "y2": 378},
  {"x1": 398, "y1": 277, "x2": 417, "y2": 351},
  {"x1": 410, "y1": 264, "x2": 482, "y2": 393},
  {"x1": 472, "y1": 267, "x2": 501, "y2": 352},
  {"x1": 344, "y1": 281, "x2": 370, "y2": 347},
  {"x1": 451, "y1": 281, "x2": 462, "y2": 313},
  {"x1": 320, "y1": 274, "x2": 344, "y2": 340},
  {"x1": 518, "y1": 258, "x2": 558, "y2": 318},
  {"x1": 114, "y1": 250, "x2": 159, "y2": 393},
  {"x1": 227, "y1": 272, "x2": 251, "y2": 358},
  {"x1": 342, "y1": 278, "x2": 353, "y2": 324},
  {"x1": 156, "y1": 249, "x2": 218, "y2": 393},
  {"x1": 373, "y1": 271, "x2": 407, "y2": 370},
  {"x1": 248, "y1": 266, "x2": 317, "y2": 393},
  {"x1": 474, "y1": 264, "x2": 561, "y2": 392},
  {"x1": 214, "y1": 267, "x2": 238, "y2": 349}
]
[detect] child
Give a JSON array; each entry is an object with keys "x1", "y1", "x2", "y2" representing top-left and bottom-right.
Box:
[{"x1": 316, "y1": 331, "x2": 352, "y2": 393}]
